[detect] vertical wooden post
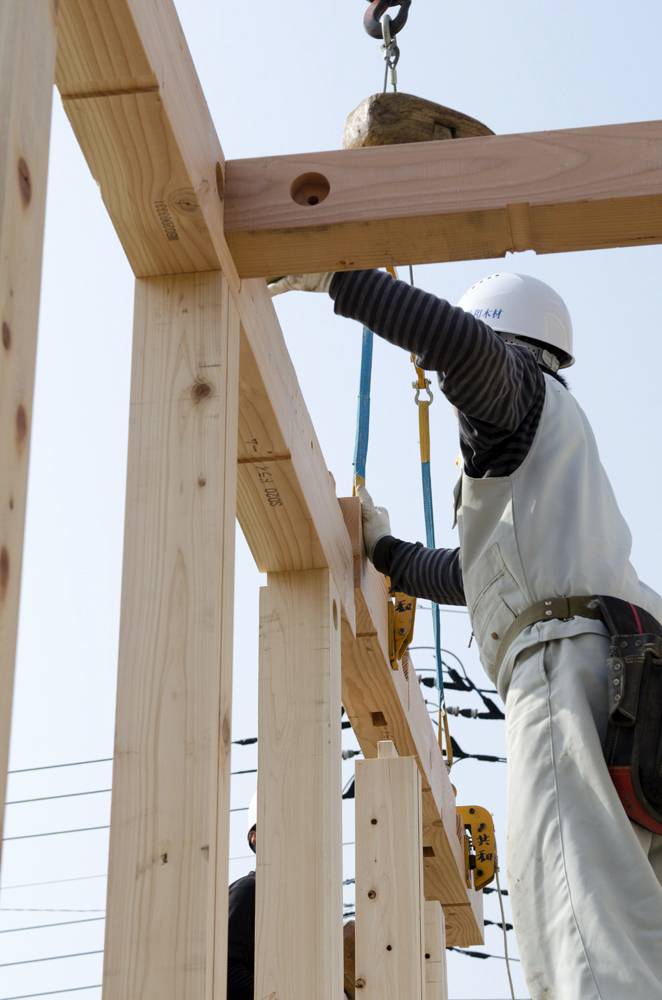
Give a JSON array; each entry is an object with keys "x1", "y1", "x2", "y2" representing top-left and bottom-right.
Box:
[
  {"x1": 103, "y1": 272, "x2": 239, "y2": 1000},
  {"x1": 256, "y1": 568, "x2": 343, "y2": 1000},
  {"x1": 355, "y1": 740, "x2": 425, "y2": 1000},
  {"x1": 0, "y1": 0, "x2": 58, "y2": 850},
  {"x1": 424, "y1": 901, "x2": 448, "y2": 1000}
]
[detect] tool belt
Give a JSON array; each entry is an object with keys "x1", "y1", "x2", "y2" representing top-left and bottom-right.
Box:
[{"x1": 495, "y1": 594, "x2": 662, "y2": 836}]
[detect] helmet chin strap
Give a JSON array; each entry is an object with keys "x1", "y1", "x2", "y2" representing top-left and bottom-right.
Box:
[{"x1": 498, "y1": 332, "x2": 561, "y2": 373}]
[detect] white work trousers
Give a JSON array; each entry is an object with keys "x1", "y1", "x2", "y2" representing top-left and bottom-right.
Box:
[{"x1": 504, "y1": 631, "x2": 662, "y2": 1000}]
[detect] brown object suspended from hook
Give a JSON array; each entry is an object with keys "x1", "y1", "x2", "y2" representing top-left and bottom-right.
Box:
[{"x1": 343, "y1": 92, "x2": 494, "y2": 149}]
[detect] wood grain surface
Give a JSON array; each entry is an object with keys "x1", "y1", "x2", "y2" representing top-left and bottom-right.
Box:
[
  {"x1": 103, "y1": 272, "x2": 239, "y2": 1000},
  {"x1": 338, "y1": 498, "x2": 484, "y2": 946},
  {"x1": 225, "y1": 120, "x2": 662, "y2": 276},
  {"x1": 424, "y1": 901, "x2": 449, "y2": 1000},
  {"x1": 355, "y1": 753, "x2": 425, "y2": 1000},
  {"x1": 256, "y1": 569, "x2": 343, "y2": 1000},
  {"x1": 0, "y1": 0, "x2": 58, "y2": 853}
]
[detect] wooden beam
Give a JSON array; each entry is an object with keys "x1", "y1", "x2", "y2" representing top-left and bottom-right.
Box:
[
  {"x1": 256, "y1": 568, "x2": 343, "y2": 1000},
  {"x1": 424, "y1": 901, "x2": 448, "y2": 1000},
  {"x1": 103, "y1": 272, "x2": 239, "y2": 1000},
  {"x1": 339, "y1": 497, "x2": 483, "y2": 947},
  {"x1": 0, "y1": 0, "x2": 58, "y2": 850},
  {"x1": 223, "y1": 120, "x2": 662, "y2": 276},
  {"x1": 355, "y1": 742, "x2": 425, "y2": 1000},
  {"x1": 236, "y1": 313, "x2": 355, "y2": 631},
  {"x1": 56, "y1": 0, "x2": 356, "y2": 630},
  {"x1": 56, "y1": 0, "x2": 225, "y2": 278}
]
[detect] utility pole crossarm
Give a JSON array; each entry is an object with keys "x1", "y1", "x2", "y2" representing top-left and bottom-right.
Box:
[{"x1": 224, "y1": 120, "x2": 662, "y2": 277}]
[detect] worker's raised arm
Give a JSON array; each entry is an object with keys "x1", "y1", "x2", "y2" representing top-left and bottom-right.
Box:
[
  {"x1": 331, "y1": 268, "x2": 541, "y2": 416},
  {"x1": 268, "y1": 268, "x2": 548, "y2": 477}
]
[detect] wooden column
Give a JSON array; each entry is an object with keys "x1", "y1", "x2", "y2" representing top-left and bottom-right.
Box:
[
  {"x1": 103, "y1": 272, "x2": 239, "y2": 1000},
  {"x1": 424, "y1": 901, "x2": 448, "y2": 1000},
  {"x1": 256, "y1": 568, "x2": 343, "y2": 1000},
  {"x1": 0, "y1": 0, "x2": 58, "y2": 850},
  {"x1": 355, "y1": 740, "x2": 425, "y2": 1000}
]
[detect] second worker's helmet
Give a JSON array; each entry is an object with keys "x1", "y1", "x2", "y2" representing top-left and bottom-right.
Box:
[{"x1": 457, "y1": 272, "x2": 574, "y2": 369}]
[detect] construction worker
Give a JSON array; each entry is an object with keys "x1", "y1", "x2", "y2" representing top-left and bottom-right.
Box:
[
  {"x1": 228, "y1": 792, "x2": 355, "y2": 999},
  {"x1": 227, "y1": 793, "x2": 257, "y2": 1000},
  {"x1": 268, "y1": 269, "x2": 662, "y2": 1000}
]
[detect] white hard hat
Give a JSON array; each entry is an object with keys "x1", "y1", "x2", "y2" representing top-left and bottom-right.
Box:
[
  {"x1": 457, "y1": 273, "x2": 575, "y2": 368},
  {"x1": 247, "y1": 791, "x2": 257, "y2": 837}
]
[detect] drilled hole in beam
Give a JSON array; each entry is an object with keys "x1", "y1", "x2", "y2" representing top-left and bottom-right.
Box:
[{"x1": 290, "y1": 172, "x2": 330, "y2": 207}]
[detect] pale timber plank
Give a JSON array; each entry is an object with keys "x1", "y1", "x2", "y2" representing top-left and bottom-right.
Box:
[
  {"x1": 223, "y1": 121, "x2": 662, "y2": 276},
  {"x1": 0, "y1": 0, "x2": 58, "y2": 850},
  {"x1": 339, "y1": 497, "x2": 484, "y2": 947},
  {"x1": 56, "y1": 0, "x2": 356, "y2": 627},
  {"x1": 236, "y1": 320, "x2": 355, "y2": 629},
  {"x1": 424, "y1": 901, "x2": 448, "y2": 1000},
  {"x1": 256, "y1": 569, "x2": 343, "y2": 1000},
  {"x1": 103, "y1": 272, "x2": 239, "y2": 1000},
  {"x1": 355, "y1": 750, "x2": 425, "y2": 1000},
  {"x1": 56, "y1": 0, "x2": 228, "y2": 278}
]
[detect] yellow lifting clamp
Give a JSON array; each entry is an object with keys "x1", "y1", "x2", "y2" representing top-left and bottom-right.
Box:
[
  {"x1": 456, "y1": 805, "x2": 496, "y2": 890},
  {"x1": 387, "y1": 588, "x2": 417, "y2": 669}
]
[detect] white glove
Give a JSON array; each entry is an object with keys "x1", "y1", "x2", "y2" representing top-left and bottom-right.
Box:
[
  {"x1": 356, "y1": 484, "x2": 392, "y2": 561},
  {"x1": 267, "y1": 272, "x2": 335, "y2": 297}
]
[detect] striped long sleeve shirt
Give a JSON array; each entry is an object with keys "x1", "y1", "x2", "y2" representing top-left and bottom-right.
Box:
[{"x1": 329, "y1": 269, "x2": 550, "y2": 607}]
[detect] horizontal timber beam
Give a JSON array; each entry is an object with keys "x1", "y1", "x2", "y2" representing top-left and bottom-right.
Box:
[
  {"x1": 339, "y1": 498, "x2": 483, "y2": 947},
  {"x1": 223, "y1": 120, "x2": 662, "y2": 277},
  {"x1": 56, "y1": 0, "x2": 356, "y2": 630}
]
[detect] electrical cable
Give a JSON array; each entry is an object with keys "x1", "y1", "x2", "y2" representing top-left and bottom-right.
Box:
[
  {"x1": 446, "y1": 946, "x2": 520, "y2": 963},
  {"x1": 0, "y1": 989, "x2": 102, "y2": 1000},
  {"x1": 1, "y1": 916, "x2": 105, "y2": 934},
  {"x1": 0, "y1": 909, "x2": 105, "y2": 913},
  {"x1": 3, "y1": 825, "x2": 109, "y2": 842},
  {"x1": 0, "y1": 949, "x2": 104, "y2": 968},
  {"x1": 0, "y1": 874, "x2": 107, "y2": 891},
  {"x1": 7, "y1": 759, "x2": 112, "y2": 774},
  {"x1": 483, "y1": 919, "x2": 513, "y2": 931},
  {"x1": 5, "y1": 789, "x2": 111, "y2": 806}
]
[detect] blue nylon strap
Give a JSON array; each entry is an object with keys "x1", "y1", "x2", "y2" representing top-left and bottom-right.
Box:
[
  {"x1": 353, "y1": 326, "x2": 374, "y2": 482},
  {"x1": 421, "y1": 461, "x2": 445, "y2": 709}
]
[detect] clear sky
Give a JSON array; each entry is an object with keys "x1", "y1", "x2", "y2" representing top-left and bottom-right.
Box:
[{"x1": 3, "y1": 1, "x2": 662, "y2": 998}]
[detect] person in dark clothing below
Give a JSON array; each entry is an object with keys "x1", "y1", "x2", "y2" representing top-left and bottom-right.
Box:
[{"x1": 227, "y1": 793, "x2": 257, "y2": 1000}]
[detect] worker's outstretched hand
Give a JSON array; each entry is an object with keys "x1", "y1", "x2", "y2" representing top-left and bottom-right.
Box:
[
  {"x1": 267, "y1": 273, "x2": 335, "y2": 296},
  {"x1": 356, "y1": 484, "x2": 392, "y2": 562}
]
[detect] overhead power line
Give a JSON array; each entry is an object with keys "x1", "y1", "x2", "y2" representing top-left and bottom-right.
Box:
[
  {"x1": 484, "y1": 919, "x2": 513, "y2": 931},
  {"x1": 1, "y1": 916, "x2": 105, "y2": 934},
  {"x1": 7, "y1": 759, "x2": 112, "y2": 775},
  {"x1": 1, "y1": 908, "x2": 105, "y2": 913},
  {"x1": 0, "y1": 873, "x2": 107, "y2": 891},
  {"x1": 447, "y1": 946, "x2": 520, "y2": 963},
  {"x1": 0, "y1": 988, "x2": 102, "y2": 1000},
  {"x1": 6, "y1": 789, "x2": 112, "y2": 806},
  {"x1": 0, "y1": 949, "x2": 104, "y2": 968},
  {"x1": 3, "y1": 825, "x2": 110, "y2": 842}
]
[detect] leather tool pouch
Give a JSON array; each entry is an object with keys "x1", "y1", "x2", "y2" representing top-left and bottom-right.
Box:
[{"x1": 597, "y1": 596, "x2": 662, "y2": 835}]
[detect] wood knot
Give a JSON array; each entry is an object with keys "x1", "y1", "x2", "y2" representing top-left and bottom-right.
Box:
[
  {"x1": 18, "y1": 158, "x2": 31, "y2": 206},
  {"x1": 15, "y1": 405, "x2": 27, "y2": 444},
  {"x1": 2, "y1": 322, "x2": 11, "y2": 350},
  {"x1": 367, "y1": 890, "x2": 376, "y2": 900},
  {"x1": 355, "y1": 980, "x2": 366, "y2": 990},
  {"x1": 0, "y1": 546, "x2": 9, "y2": 591},
  {"x1": 194, "y1": 382, "x2": 212, "y2": 399}
]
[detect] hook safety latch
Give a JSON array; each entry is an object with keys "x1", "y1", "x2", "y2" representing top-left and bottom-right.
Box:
[{"x1": 364, "y1": 0, "x2": 412, "y2": 40}]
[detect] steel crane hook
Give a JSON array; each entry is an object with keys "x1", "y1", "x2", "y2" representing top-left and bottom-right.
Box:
[{"x1": 363, "y1": 0, "x2": 412, "y2": 40}]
